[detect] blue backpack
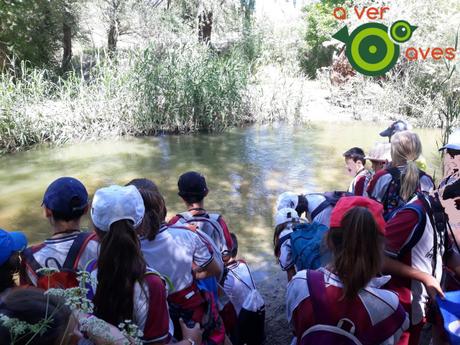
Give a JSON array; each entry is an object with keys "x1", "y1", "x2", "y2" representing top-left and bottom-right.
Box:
[{"x1": 280, "y1": 222, "x2": 329, "y2": 270}]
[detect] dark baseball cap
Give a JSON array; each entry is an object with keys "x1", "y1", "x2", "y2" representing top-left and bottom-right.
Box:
[
  {"x1": 178, "y1": 171, "x2": 208, "y2": 197},
  {"x1": 380, "y1": 120, "x2": 409, "y2": 138},
  {"x1": 42, "y1": 177, "x2": 89, "y2": 216}
]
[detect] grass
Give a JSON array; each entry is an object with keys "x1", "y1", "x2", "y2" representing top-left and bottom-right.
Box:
[{"x1": 0, "y1": 40, "x2": 254, "y2": 154}]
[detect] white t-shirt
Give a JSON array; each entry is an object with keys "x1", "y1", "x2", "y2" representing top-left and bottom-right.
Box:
[
  {"x1": 278, "y1": 226, "x2": 294, "y2": 271},
  {"x1": 24, "y1": 232, "x2": 99, "y2": 285},
  {"x1": 141, "y1": 224, "x2": 214, "y2": 293},
  {"x1": 305, "y1": 194, "x2": 333, "y2": 227},
  {"x1": 223, "y1": 260, "x2": 262, "y2": 315}
]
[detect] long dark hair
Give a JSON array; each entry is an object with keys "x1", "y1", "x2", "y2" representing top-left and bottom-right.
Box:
[
  {"x1": 93, "y1": 220, "x2": 147, "y2": 326},
  {"x1": 0, "y1": 253, "x2": 20, "y2": 294},
  {"x1": 0, "y1": 288, "x2": 72, "y2": 345},
  {"x1": 327, "y1": 207, "x2": 383, "y2": 299},
  {"x1": 126, "y1": 178, "x2": 167, "y2": 240}
]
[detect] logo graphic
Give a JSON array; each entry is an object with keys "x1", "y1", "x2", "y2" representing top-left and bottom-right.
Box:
[{"x1": 333, "y1": 20, "x2": 417, "y2": 76}]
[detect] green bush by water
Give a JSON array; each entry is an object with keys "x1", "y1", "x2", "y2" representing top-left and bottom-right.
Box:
[{"x1": 0, "y1": 41, "x2": 254, "y2": 154}]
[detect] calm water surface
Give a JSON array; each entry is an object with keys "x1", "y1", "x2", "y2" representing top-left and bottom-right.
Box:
[{"x1": 0, "y1": 122, "x2": 442, "y2": 275}]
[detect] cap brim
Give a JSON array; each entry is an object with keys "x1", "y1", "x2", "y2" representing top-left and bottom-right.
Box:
[
  {"x1": 379, "y1": 128, "x2": 392, "y2": 137},
  {"x1": 9, "y1": 231, "x2": 28, "y2": 251},
  {"x1": 439, "y1": 144, "x2": 460, "y2": 151}
]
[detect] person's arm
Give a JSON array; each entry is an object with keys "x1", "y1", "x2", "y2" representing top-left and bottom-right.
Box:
[
  {"x1": 383, "y1": 256, "x2": 444, "y2": 299},
  {"x1": 193, "y1": 257, "x2": 222, "y2": 280}
]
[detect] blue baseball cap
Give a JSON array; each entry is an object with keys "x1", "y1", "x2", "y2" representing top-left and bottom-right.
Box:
[
  {"x1": 42, "y1": 177, "x2": 89, "y2": 217},
  {"x1": 0, "y1": 229, "x2": 28, "y2": 266}
]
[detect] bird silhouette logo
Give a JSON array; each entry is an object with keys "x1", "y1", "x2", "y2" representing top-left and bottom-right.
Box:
[{"x1": 333, "y1": 20, "x2": 417, "y2": 76}]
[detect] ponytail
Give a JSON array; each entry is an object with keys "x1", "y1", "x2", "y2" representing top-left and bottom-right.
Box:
[
  {"x1": 93, "y1": 220, "x2": 146, "y2": 326},
  {"x1": 391, "y1": 131, "x2": 422, "y2": 201},
  {"x1": 127, "y1": 178, "x2": 167, "y2": 240},
  {"x1": 327, "y1": 207, "x2": 383, "y2": 299}
]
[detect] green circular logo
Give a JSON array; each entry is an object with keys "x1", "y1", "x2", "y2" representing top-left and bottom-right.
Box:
[
  {"x1": 347, "y1": 23, "x2": 399, "y2": 77},
  {"x1": 390, "y1": 20, "x2": 415, "y2": 43}
]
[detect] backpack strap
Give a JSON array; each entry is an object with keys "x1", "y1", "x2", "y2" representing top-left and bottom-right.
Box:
[
  {"x1": 306, "y1": 269, "x2": 332, "y2": 325},
  {"x1": 382, "y1": 168, "x2": 401, "y2": 211},
  {"x1": 278, "y1": 233, "x2": 291, "y2": 247},
  {"x1": 396, "y1": 202, "x2": 426, "y2": 260},
  {"x1": 229, "y1": 262, "x2": 256, "y2": 290},
  {"x1": 62, "y1": 232, "x2": 94, "y2": 271},
  {"x1": 310, "y1": 200, "x2": 330, "y2": 221},
  {"x1": 22, "y1": 244, "x2": 45, "y2": 278},
  {"x1": 359, "y1": 302, "x2": 407, "y2": 344}
]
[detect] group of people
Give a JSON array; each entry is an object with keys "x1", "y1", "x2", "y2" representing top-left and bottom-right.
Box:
[
  {"x1": 0, "y1": 172, "x2": 264, "y2": 345},
  {"x1": 273, "y1": 121, "x2": 460, "y2": 344}
]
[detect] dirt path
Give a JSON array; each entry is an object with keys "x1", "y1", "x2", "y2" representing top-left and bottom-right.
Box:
[{"x1": 252, "y1": 265, "x2": 293, "y2": 345}]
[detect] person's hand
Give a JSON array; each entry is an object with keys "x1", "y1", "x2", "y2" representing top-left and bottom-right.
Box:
[
  {"x1": 179, "y1": 318, "x2": 202, "y2": 345},
  {"x1": 420, "y1": 272, "x2": 445, "y2": 300}
]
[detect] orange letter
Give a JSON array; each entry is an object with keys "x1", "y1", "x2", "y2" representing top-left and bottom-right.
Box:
[
  {"x1": 366, "y1": 7, "x2": 379, "y2": 20},
  {"x1": 445, "y1": 48, "x2": 456, "y2": 61},
  {"x1": 354, "y1": 7, "x2": 367, "y2": 20},
  {"x1": 333, "y1": 7, "x2": 347, "y2": 20},
  {"x1": 419, "y1": 47, "x2": 430, "y2": 60},
  {"x1": 405, "y1": 47, "x2": 418, "y2": 61},
  {"x1": 431, "y1": 48, "x2": 443, "y2": 60},
  {"x1": 380, "y1": 6, "x2": 390, "y2": 19}
]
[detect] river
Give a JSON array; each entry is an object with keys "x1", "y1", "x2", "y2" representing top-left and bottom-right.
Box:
[{"x1": 0, "y1": 122, "x2": 442, "y2": 268}]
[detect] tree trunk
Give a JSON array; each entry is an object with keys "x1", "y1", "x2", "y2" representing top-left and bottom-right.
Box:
[
  {"x1": 62, "y1": 21, "x2": 72, "y2": 71},
  {"x1": 198, "y1": 11, "x2": 212, "y2": 44},
  {"x1": 108, "y1": 19, "x2": 119, "y2": 53}
]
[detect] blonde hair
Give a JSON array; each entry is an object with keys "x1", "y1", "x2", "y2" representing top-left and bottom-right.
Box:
[{"x1": 390, "y1": 131, "x2": 422, "y2": 201}]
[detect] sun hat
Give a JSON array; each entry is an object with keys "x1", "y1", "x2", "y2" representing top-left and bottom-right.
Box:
[
  {"x1": 0, "y1": 229, "x2": 28, "y2": 266},
  {"x1": 379, "y1": 120, "x2": 411, "y2": 138},
  {"x1": 365, "y1": 142, "x2": 391, "y2": 162},
  {"x1": 329, "y1": 196, "x2": 386, "y2": 234},
  {"x1": 42, "y1": 177, "x2": 88, "y2": 217},
  {"x1": 178, "y1": 171, "x2": 208, "y2": 198},
  {"x1": 274, "y1": 208, "x2": 299, "y2": 228},
  {"x1": 439, "y1": 128, "x2": 460, "y2": 151},
  {"x1": 91, "y1": 185, "x2": 145, "y2": 232},
  {"x1": 276, "y1": 192, "x2": 299, "y2": 211}
]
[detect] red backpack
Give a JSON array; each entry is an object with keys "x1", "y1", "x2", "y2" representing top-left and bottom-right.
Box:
[
  {"x1": 22, "y1": 232, "x2": 96, "y2": 290},
  {"x1": 301, "y1": 270, "x2": 406, "y2": 345}
]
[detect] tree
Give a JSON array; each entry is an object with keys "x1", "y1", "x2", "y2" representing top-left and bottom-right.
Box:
[{"x1": 0, "y1": 0, "x2": 61, "y2": 69}]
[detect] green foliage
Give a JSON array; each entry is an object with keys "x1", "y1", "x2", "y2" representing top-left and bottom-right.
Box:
[
  {"x1": 135, "y1": 42, "x2": 251, "y2": 133},
  {"x1": 299, "y1": 2, "x2": 340, "y2": 78},
  {"x1": 0, "y1": 0, "x2": 61, "y2": 68}
]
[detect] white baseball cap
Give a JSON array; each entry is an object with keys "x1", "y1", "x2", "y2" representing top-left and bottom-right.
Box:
[
  {"x1": 274, "y1": 207, "x2": 299, "y2": 228},
  {"x1": 276, "y1": 192, "x2": 298, "y2": 211},
  {"x1": 91, "y1": 185, "x2": 145, "y2": 232},
  {"x1": 440, "y1": 128, "x2": 460, "y2": 151}
]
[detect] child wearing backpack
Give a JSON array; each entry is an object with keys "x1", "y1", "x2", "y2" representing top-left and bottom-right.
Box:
[
  {"x1": 343, "y1": 147, "x2": 372, "y2": 196},
  {"x1": 286, "y1": 197, "x2": 409, "y2": 345},
  {"x1": 223, "y1": 233, "x2": 265, "y2": 345},
  {"x1": 0, "y1": 229, "x2": 27, "y2": 294},
  {"x1": 367, "y1": 131, "x2": 434, "y2": 220},
  {"x1": 382, "y1": 191, "x2": 460, "y2": 345},
  {"x1": 168, "y1": 171, "x2": 233, "y2": 263},
  {"x1": 88, "y1": 184, "x2": 203, "y2": 345},
  {"x1": 126, "y1": 178, "x2": 226, "y2": 345},
  {"x1": 273, "y1": 207, "x2": 329, "y2": 282},
  {"x1": 20, "y1": 177, "x2": 99, "y2": 289}
]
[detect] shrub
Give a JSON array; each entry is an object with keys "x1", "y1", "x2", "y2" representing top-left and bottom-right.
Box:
[{"x1": 299, "y1": 1, "x2": 341, "y2": 78}]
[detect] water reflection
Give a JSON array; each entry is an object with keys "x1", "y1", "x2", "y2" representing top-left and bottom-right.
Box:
[{"x1": 0, "y1": 123, "x2": 442, "y2": 269}]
